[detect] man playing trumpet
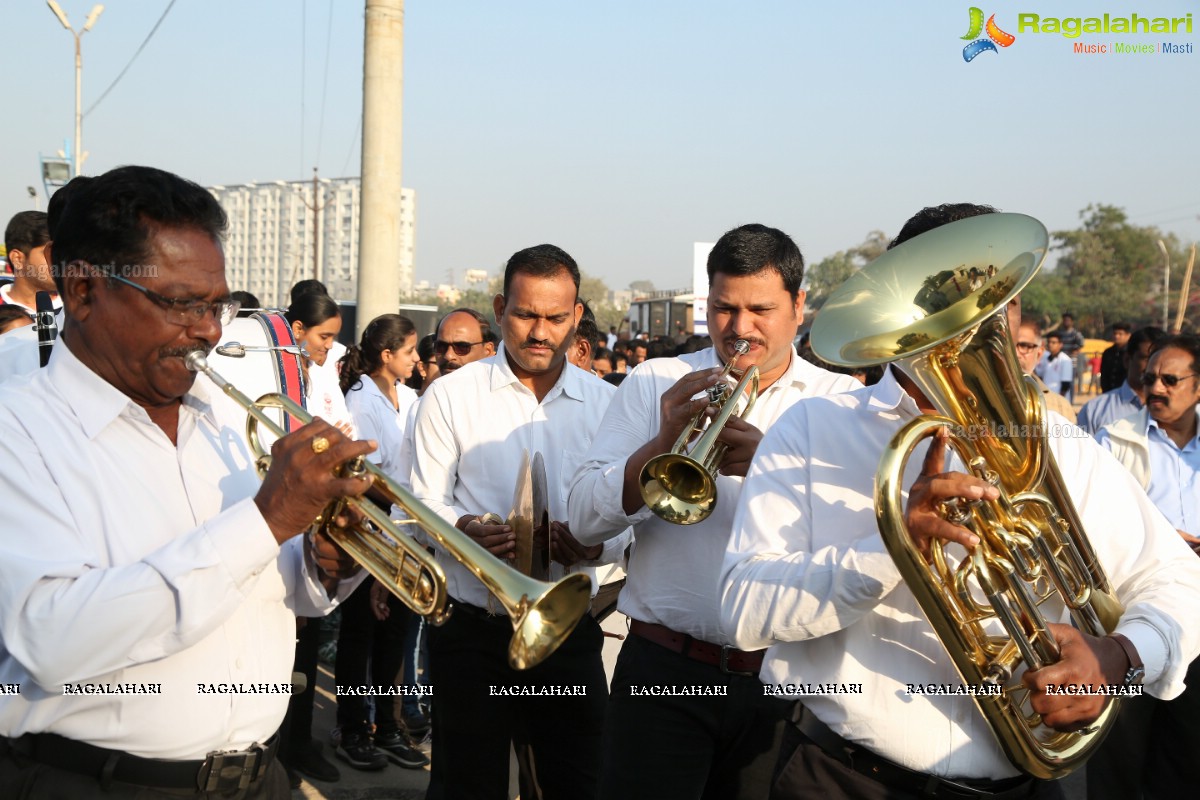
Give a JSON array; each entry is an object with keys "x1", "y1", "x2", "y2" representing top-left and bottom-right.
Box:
[
  {"x1": 569, "y1": 224, "x2": 860, "y2": 800},
  {"x1": 0, "y1": 166, "x2": 369, "y2": 798}
]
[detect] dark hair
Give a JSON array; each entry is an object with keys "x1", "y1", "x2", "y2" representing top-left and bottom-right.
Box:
[
  {"x1": 290, "y1": 279, "x2": 328, "y2": 303},
  {"x1": 574, "y1": 300, "x2": 599, "y2": 347},
  {"x1": 502, "y1": 244, "x2": 580, "y2": 296},
  {"x1": 1112, "y1": 321, "x2": 1132, "y2": 333},
  {"x1": 437, "y1": 307, "x2": 498, "y2": 345},
  {"x1": 592, "y1": 346, "x2": 614, "y2": 365},
  {"x1": 888, "y1": 203, "x2": 999, "y2": 250},
  {"x1": 706, "y1": 223, "x2": 805, "y2": 300},
  {"x1": 339, "y1": 313, "x2": 417, "y2": 394},
  {"x1": 1046, "y1": 332, "x2": 1062, "y2": 343},
  {"x1": 676, "y1": 334, "x2": 712, "y2": 354},
  {"x1": 231, "y1": 290, "x2": 261, "y2": 318},
  {"x1": 285, "y1": 292, "x2": 340, "y2": 329},
  {"x1": 5, "y1": 211, "x2": 50, "y2": 256},
  {"x1": 1148, "y1": 334, "x2": 1200, "y2": 377},
  {"x1": 47, "y1": 166, "x2": 227, "y2": 294},
  {"x1": 602, "y1": 372, "x2": 626, "y2": 387},
  {"x1": 0, "y1": 305, "x2": 33, "y2": 329},
  {"x1": 1129, "y1": 326, "x2": 1166, "y2": 352},
  {"x1": 417, "y1": 332, "x2": 437, "y2": 362}
]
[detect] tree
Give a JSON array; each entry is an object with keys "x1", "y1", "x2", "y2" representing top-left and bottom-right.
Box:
[
  {"x1": 629, "y1": 280, "x2": 655, "y2": 296},
  {"x1": 804, "y1": 230, "x2": 888, "y2": 310}
]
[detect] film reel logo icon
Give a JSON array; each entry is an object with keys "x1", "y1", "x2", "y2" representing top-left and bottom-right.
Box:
[{"x1": 962, "y1": 7, "x2": 1016, "y2": 61}]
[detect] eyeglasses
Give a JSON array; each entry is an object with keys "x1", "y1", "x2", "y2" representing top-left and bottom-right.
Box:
[
  {"x1": 1015, "y1": 342, "x2": 1040, "y2": 352},
  {"x1": 1141, "y1": 371, "x2": 1199, "y2": 389},
  {"x1": 107, "y1": 273, "x2": 240, "y2": 326},
  {"x1": 434, "y1": 339, "x2": 484, "y2": 356}
]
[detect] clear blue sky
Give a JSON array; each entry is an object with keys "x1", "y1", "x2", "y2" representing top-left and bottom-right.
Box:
[{"x1": 3, "y1": 0, "x2": 1198, "y2": 293}]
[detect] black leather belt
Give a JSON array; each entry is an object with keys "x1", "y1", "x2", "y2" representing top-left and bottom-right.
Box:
[
  {"x1": 790, "y1": 704, "x2": 1039, "y2": 799},
  {"x1": 2, "y1": 731, "x2": 279, "y2": 792}
]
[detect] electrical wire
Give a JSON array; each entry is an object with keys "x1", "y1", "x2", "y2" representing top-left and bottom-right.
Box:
[
  {"x1": 84, "y1": 0, "x2": 180, "y2": 118},
  {"x1": 314, "y1": 0, "x2": 334, "y2": 167}
]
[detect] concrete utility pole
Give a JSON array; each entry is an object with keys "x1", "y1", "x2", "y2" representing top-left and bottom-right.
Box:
[
  {"x1": 301, "y1": 168, "x2": 330, "y2": 282},
  {"x1": 357, "y1": 0, "x2": 404, "y2": 338},
  {"x1": 47, "y1": 2, "x2": 104, "y2": 177}
]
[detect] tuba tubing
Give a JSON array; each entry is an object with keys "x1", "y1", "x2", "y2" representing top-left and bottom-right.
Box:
[
  {"x1": 811, "y1": 213, "x2": 1123, "y2": 778},
  {"x1": 186, "y1": 351, "x2": 592, "y2": 670}
]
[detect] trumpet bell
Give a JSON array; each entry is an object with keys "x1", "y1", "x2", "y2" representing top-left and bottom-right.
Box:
[
  {"x1": 640, "y1": 452, "x2": 717, "y2": 525},
  {"x1": 509, "y1": 572, "x2": 594, "y2": 670}
]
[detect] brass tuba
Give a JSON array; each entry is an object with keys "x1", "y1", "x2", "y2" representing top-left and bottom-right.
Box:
[
  {"x1": 810, "y1": 213, "x2": 1122, "y2": 779},
  {"x1": 186, "y1": 352, "x2": 592, "y2": 670},
  {"x1": 639, "y1": 339, "x2": 759, "y2": 525}
]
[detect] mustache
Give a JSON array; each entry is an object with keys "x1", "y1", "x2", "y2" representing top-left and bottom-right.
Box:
[
  {"x1": 522, "y1": 338, "x2": 553, "y2": 349},
  {"x1": 1147, "y1": 394, "x2": 1168, "y2": 405},
  {"x1": 725, "y1": 337, "x2": 766, "y2": 350}
]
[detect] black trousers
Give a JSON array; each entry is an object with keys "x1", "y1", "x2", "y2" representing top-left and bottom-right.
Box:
[
  {"x1": 770, "y1": 722, "x2": 1064, "y2": 800},
  {"x1": 0, "y1": 747, "x2": 290, "y2": 800},
  {"x1": 279, "y1": 615, "x2": 321, "y2": 758},
  {"x1": 1085, "y1": 656, "x2": 1200, "y2": 800},
  {"x1": 598, "y1": 633, "x2": 791, "y2": 800},
  {"x1": 424, "y1": 603, "x2": 607, "y2": 800},
  {"x1": 334, "y1": 579, "x2": 412, "y2": 736}
]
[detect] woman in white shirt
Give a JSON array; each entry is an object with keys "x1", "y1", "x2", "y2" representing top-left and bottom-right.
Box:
[
  {"x1": 331, "y1": 313, "x2": 429, "y2": 771},
  {"x1": 338, "y1": 314, "x2": 421, "y2": 480},
  {"x1": 285, "y1": 293, "x2": 356, "y2": 435}
]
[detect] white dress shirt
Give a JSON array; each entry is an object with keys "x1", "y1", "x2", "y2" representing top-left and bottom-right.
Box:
[
  {"x1": 344, "y1": 376, "x2": 418, "y2": 482},
  {"x1": 307, "y1": 358, "x2": 356, "y2": 436},
  {"x1": 721, "y1": 367, "x2": 1200, "y2": 780},
  {"x1": 1035, "y1": 351, "x2": 1074, "y2": 392},
  {"x1": 409, "y1": 345, "x2": 628, "y2": 609},
  {"x1": 569, "y1": 348, "x2": 861, "y2": 644},
  {"x1": 0, "y1": 344, "x2": 361, "y2": 760}
]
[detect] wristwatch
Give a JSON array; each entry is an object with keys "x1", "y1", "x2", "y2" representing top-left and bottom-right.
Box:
[{"x1": 1109, "y1": 633, "x2": 1145, "y2": 687}]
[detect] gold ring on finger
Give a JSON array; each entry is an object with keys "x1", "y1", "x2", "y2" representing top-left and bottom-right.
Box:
[{"x1": 311, "y1": 436, "x2": 331, "y2": 455}]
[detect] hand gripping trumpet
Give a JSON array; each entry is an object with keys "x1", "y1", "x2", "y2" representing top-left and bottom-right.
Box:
[
  {"x1": 810, "y1": 213, "x2": 1123, "y2": 779},
  {"x1": 639, "y1": 339, "x2": 759, "y2": 525},
  {"x1": 186, "y1": 351, "x2": 591, "y2": 669}
]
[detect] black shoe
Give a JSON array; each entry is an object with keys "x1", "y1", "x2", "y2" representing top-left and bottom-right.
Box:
[
  {"x1": 281, "y1": 741, "x2": 341, "y2": 783},
  {"x1": 375, "y1": 729, "x2": 430, "y2": 769},
  {"x1": 401, "y1": 712, "x2": 432, "y2": 741},
  {"x1": 335, "y1": 733, "x2": 388, "y2": 771}
]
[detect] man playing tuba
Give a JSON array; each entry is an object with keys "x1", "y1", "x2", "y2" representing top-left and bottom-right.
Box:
[{"x1": 720, "y1": 204, "x2": 1200, "y2": 799}]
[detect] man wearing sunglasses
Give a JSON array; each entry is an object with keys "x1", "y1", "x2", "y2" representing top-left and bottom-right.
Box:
[
  {"x1": 0, "y1": 166, "x2": 371, "y2": 798},
  {"x1": 1014, "y1": 315, "x2": 1076, "y2": 422},
  {"x1": 1090, "y1": 333, "x2": 1200, "y2": 798},
  {"x1": 433, "y1": 307, "x2": 497, "y2": 375}
]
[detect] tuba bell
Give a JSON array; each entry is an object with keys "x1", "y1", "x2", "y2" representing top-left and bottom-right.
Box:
[
  {"x1": 639, "y1": 339, "x2": 759, "y2": 525},
  {"x1": 810, "y1": 212, "x2": 1122, "y2": 779},
  {"x1": 186, "y1": 352, "x2": 592, "y2": 670}
]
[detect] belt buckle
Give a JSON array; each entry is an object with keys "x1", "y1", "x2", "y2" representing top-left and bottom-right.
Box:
[
  {"x1": 719, "y1": 645, "x2": 756, "y2": 677},
  {"x1": 200, "y1": 742, "x2": 266, "y2": 792}
]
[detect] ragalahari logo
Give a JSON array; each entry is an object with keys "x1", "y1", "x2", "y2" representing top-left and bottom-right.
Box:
[{"x1": 962, "y1": 7, "x2": 1016, "y2": 61}]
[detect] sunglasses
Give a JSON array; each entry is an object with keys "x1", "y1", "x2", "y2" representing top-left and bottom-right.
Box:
[
  {"x1": 434, "y1": 339, "x2": 485, "y2": 357},
  {"x1": 1015, "y1": 342, "x2": 1040, "y2": 352},
  {"x1": 1141, "y1": 371, "x2": 1199, "y2": 389}
]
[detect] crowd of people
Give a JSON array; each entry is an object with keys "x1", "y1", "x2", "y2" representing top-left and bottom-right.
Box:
[{"x1": 0, "y1": 168, "x2": 1198, "y2": 800}]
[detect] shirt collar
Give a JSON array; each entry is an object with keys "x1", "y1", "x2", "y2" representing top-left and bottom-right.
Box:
[
  {"x1": 489, "y1": 343, "x2": 583, "y2": 402},
  {"x1": 49, "y1": 342, "x2": 218, "y2": 440},
  {"x1": 1146, "y1": 409, "x2": 1200, "y2": 447},
  {"x1": 866, "y1": 365, "x2": 924, "y2": 418},
  {"x1": 1118, "y1": 382, "x2": 1143, "y2": 407},
  {"x1": 351, "y1": 375, "x2": 397, "y2": 408}
]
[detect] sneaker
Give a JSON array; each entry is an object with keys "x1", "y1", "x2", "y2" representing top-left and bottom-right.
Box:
[
  {"x1": 411, "y1": 729, "x2": 432, "y2": 756},
  {"x1": 281, "y1": 741, "x2": 341, "y2": 783},
  {"x1": 375, "y1": 729, "x2": 431, "y2": 769},
  {"x1": 335, "y1": 733, "x2": 388, "y2": 771},
  {"x1": 401, "y1": 712, "x2": 431, "y2": 741}
]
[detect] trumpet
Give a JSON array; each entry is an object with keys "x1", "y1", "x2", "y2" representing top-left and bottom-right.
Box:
[
  {"x1": 186, "y1": 351, "x2": 592, "y2": 670},
  {"x1": 639, "y1": 339, "x2": 759, "y2": 525}
]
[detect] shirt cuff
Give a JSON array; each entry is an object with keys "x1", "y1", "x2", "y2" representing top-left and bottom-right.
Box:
[{"x1": 1115, "y1": 619, "x2": 1170, "y2": 693}]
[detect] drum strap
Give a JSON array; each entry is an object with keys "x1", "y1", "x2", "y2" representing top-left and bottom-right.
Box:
[{"x1": 255, "y1": 313, "x2": 308, "y2": 431}]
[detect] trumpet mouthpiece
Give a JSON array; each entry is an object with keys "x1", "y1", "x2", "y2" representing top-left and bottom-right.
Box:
[
  {"x1": 184, "y1": 351, "x2": 209, "y2": 373},
  {"x1": 733, "y1": 339, "x2": 750, "y2": 356}
]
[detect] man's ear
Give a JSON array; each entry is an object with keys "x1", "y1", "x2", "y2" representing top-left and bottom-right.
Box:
[
  {"x1": 59, "y1": 260, "x2": 96, "y2": 321},
  {"x1": 483, "y1": 341, "x2": 497, "y2": 357},
  {"x1": 7, "y1": 248, "x2": 25, "y2": 273},
  {"x1": 493, "y1": 293, "x2": 506, "y2": 322}
]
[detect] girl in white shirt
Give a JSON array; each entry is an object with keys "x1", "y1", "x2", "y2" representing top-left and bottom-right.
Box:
[
  {"x1": 285, "y1": 293, "x2": 356, "y2": 435},
  {"x1": 338, "y1": 314, "x2": 421, "y2": 480}
]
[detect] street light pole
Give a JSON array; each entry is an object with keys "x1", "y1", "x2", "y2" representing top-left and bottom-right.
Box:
[{"x1": 46, "y1": 2, "x2": 104, "y2": 177}]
